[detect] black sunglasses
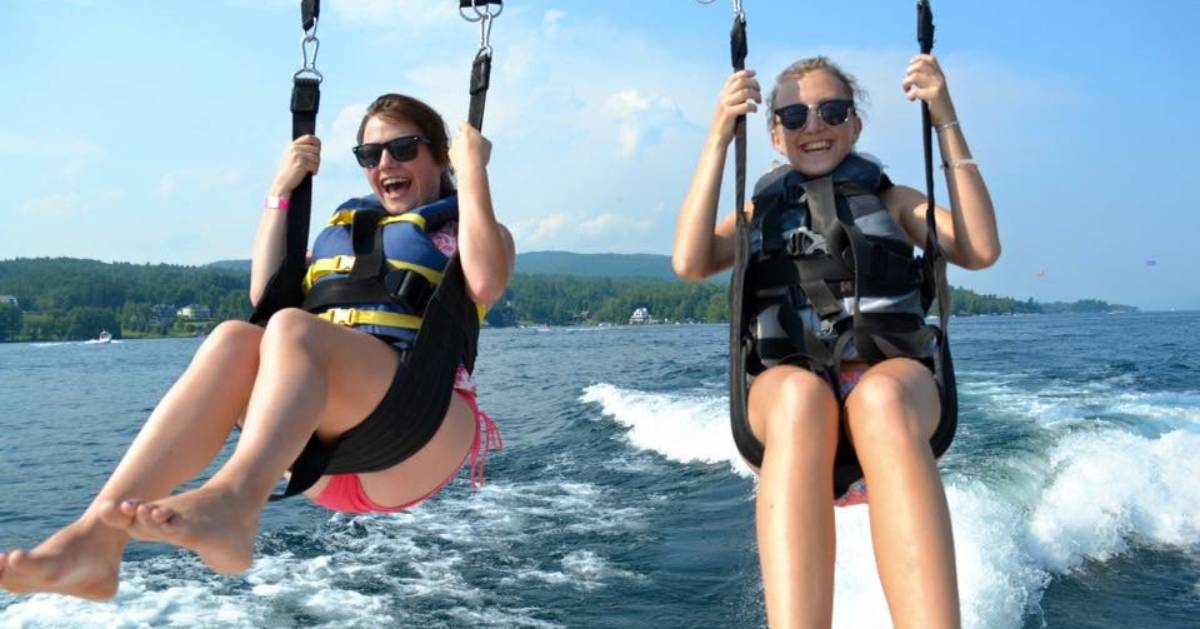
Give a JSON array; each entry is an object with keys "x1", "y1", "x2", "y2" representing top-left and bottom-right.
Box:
[
  {"x1": 774, "y1": 99, "x2": 855, "y2": 131},
  {"x1": 352, "y1": 135, "x2": 431, "y2": 168}
]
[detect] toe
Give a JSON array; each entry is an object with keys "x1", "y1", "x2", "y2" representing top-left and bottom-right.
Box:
[
  {"x1": 148, "y1": 506, "x2": 175, "y2": 526},
  {"x1": 96, "y1": 500, "x2": 135, "y2": 529}
]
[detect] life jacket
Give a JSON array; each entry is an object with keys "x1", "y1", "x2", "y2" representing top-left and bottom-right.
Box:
[
  {"x1": 746, "y1": 154, "x2": 938, "y2": 373},
  {"x1": 270, "y1": 193, "x2": 482, "y2": 500},
  {"x1": 301, "y1": 194, "x2": 459, "y2": 348},
  {"x1": 730, "y1": 154, "x2": 957, "y2": 493}
]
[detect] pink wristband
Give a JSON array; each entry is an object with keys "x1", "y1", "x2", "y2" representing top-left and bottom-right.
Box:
[{"x1": 265, "y1": 195, "x2": 290, "y2": 211}]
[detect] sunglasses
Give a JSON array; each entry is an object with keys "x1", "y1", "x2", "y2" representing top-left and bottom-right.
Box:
[
  {"x1": 773, "y1": 99, "x2": 855, "y2": 131},
  {"x1": 352, "y1": 135, "x2": 431, "y2": 168}
]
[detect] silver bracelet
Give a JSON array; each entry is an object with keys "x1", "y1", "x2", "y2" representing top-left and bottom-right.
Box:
[
  {"x1": 934, "y1": 119, "x2": 960, "y2": 132},
  {"x1": 941, "y1": 158, "x2": 979, "y2": 170}
]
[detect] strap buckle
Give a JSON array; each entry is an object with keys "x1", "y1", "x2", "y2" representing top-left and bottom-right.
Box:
[
  {"x1": 786, "y1": 227, "x2": 823, "y2": 257},
  {"x1": 328, "y1": 308, "x2": 354, "y2": 326}
]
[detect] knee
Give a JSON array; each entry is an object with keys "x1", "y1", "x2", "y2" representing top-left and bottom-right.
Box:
[
  {"x1": 197, "y1": 321, "x2": 262, "y2": 363},
  {"x1": 757, "y1": 371, "x2": 838, "y2": 446},
  {"x1": 261, "y1": 308, "x2": 317, "y2": 350},
  {"x1": 846, "y1": 371, "x2": 926, "y2": 446}
]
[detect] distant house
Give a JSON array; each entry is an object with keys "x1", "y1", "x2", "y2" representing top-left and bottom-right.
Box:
[
  {"x1": 0, "y1": 295, "x2": 17, "y2": 307},
  {"x1": 177, "y1": 304, "x2": 212, "y2": 320},
  {"x1": 629, "y1": 307, "x2": 652, "y2": 325},
  {"x1": 150, "y1": 304, "x2": 178, "y2": 327}
]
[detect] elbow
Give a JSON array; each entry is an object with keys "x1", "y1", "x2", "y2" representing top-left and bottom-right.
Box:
[
  {"x1": 672, "y1": 255, "x2": 708, "y2": 283},
  {"x1": 961, "y1": 242, "x2": 1001, "y2": 270},
  {"x1": 468, "y1": 280, "x2": 508, "y2": 308}
]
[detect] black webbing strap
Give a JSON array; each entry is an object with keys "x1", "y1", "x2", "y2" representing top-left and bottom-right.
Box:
[
  {"x1": 301, "y1": 0, "x2": 319, "y2": 31},
  {"x1": 249, "y1": 5, "x2": 321, "y2": 325},
  {"x1": 728, "y1": 9, "x2": 759, "y2": 464},
  {"x1": 469, "y1": 52, "x2": 491, "y2": 131},
  {"x1": 917, "y1": 0, "x2": 950, "y2": 334}
]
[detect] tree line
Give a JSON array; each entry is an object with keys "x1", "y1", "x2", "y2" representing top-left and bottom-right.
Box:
[{"x1": 0, "y1": 257, "x2": 1135, "y2": 342}]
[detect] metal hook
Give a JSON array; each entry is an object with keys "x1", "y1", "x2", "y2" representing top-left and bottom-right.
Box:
[
  {"x1": 460, "y1": 0, "x2": 503, "y2": 23},
  {"x1": 478, "y1": 11, "x2": 495, "y2": 53},
  {"x1": 293, "y1": 18, "x2": 323, "y2": 83}
]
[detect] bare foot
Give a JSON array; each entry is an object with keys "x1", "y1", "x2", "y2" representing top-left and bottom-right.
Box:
[
  {"x1": 0, "y1": 519, "x2": 125, "y2": 600},
  {"x1": 121, "y1": 486, "x2": 260, "y2": 574}
]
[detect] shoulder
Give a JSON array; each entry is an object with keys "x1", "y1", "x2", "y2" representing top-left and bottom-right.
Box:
[{"x1": 879, "y1": 183, "x2": 925, "y2": 213}]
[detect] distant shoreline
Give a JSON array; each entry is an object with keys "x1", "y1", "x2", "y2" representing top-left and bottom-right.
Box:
[{"x1": 0, "y1": 256, "x2": 1142, "y2": 342}]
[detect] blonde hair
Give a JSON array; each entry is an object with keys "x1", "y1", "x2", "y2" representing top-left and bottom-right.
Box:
[{"x1": 766, "y1": 56, "x2": 866, "y2": 130}]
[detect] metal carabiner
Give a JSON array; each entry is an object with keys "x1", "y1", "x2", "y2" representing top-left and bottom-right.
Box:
[
  {"x1": 477, "y1": 11, "x2": 494, "y2": 57},
  {"x1": 293, "y1": 19, "x2": 323, "y2": 82},
  {"x1": 460, "y1": 0, "x2": 503, "y2": 23},
  {"x1": 697, "y1": 0, "x2": 744, "y2": 20}
]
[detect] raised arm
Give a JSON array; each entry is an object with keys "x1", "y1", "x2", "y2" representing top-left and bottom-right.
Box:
[
  {"x1": 250, "y1": 135, "x2": 321, "y2": 306},
  {"x1": 886, "y1": 54, "x2": 1000, "y2": 270},
  {"x1": 449, "y1": 122, "x2": 514, "y2": 307},
  {"x1": 673, "y1": 70, "x2": 761, "y2": 282}
]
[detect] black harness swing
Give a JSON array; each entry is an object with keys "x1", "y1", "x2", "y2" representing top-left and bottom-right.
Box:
[
  {"x1": 722, "y1": 0, "x2": 957, "y2": 498},
  {"x1": 249, "y1": 0, "x2": 503, "y2": 500}
]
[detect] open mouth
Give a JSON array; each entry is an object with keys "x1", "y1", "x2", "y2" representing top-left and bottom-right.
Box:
[
  {"x1": 800, "y1": 140, "x2": 833, "y2": 153},
  {"x1": 380, "y1": 177, "x2": 412, "y2": 198}
]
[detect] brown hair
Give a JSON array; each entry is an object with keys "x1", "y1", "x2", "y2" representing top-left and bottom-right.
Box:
[
  {"x1": 766, "y1": 56, "x2": 866, "y2": 130},
  {"x1": 357, "y1": 93, "x2": 455, "y2": 196}
]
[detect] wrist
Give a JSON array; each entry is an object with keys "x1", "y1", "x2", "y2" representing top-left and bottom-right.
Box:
[
  {"x1": 931, "y1": 105, "x2": 958, "y2": 130},
  {"x1": 264, "y1": 195, "x2": 290, "y2": 211}
]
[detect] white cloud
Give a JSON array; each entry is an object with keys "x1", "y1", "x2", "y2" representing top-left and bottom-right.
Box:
[
  {"x1": 0, "y1": 133, "x2": 103, "y2": 178},
  {"x1": 516, "y1": 212, "x2": 570, "y2": 245},
  {"x1": 327, "y1": 103, "x2": 369, "y2": 169},
  {"x1": 542, "y1": 9, "x2": 566, "y2": 39},
  {"x1": 17, "y1": 189, "x2": 125, "y2": 217},
  {"x1": 580, "y1": 213, "x2": 618, "y2": 233},
  {"x1": 604, "y1": 89, "x2": 651, "y2": 117},
  {"x1": 159, "y1": 167, "x2": 247, "y2": 199},
  {"x1": 331, "y1": 0, "x2": 459, "y2": 31}
]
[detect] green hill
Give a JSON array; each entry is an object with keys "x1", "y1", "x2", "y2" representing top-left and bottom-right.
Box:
[
  {"x1": 0, "y1": 256, "x2": 1137, "y2": 341},
  {"x1": 515, "y1": 251, "x2": 678, "y2": 280},
  {"x1": 208, "y1": 251, "x2": 695, "y2": 280}
]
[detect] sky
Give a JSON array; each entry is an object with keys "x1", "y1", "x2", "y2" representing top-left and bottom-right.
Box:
[{"x1": 1, "y1": 0, "x2": 1197, "y2": 310}]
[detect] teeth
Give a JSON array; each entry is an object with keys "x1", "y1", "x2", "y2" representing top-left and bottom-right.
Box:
[{"x1": 801, "y1": 141, "x2": 832, "y2": 151}]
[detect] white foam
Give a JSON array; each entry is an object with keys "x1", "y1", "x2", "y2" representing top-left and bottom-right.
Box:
[
  {"x1": 0, "y1": 478, "x2": 643, "y2": 627},
  {"x1": 507, "y1": 550, "x2": 643, "y2": 592},
  {"x1": 586, "y1": 378, "x2": 1200, "y2": 627},
  {"x1": 580, "y1": 383, "x2": 753, "y2": 476}
]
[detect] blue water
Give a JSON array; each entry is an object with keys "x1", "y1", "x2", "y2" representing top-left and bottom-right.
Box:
[{"x1": 1, "y1": 312, "x2": 1198, "y2": 628}]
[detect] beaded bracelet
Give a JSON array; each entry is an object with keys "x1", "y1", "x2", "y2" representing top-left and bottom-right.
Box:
[
  {"x1": 934, "y1": 119, "x2": 960, "y2": 132},
  {"x1": 941, "y1": 158, "x2": 979, "y2": 170}
]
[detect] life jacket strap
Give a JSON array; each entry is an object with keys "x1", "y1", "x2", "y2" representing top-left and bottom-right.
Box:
[{"x1": 317, "y1": 307, "x2": 422, "y2": 330}]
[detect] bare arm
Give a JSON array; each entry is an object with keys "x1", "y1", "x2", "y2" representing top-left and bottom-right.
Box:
[
  {"x1": 888, "y1": 54, "x2": 1000, "y2": 270},
  {"x1": 450, "y1": 122, "x2": 514, "y2": 307},
  {"x1": 673, "y1": 70, "x2": 761, "y2": 281},
  {"x1": 250, "y1": 135, "x2": 321, "y2": 306}
]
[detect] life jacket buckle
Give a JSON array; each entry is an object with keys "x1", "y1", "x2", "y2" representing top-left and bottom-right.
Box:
[
  {"x1": 786, "y1": 227, "x2": 824, "y2": 257},
  {"x1": 328, "y1": 308, "x2": 355, "y2": 326}
]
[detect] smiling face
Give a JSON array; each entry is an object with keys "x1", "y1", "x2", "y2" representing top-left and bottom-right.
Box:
[
  {"x1": 360, "y1": 114, "x2": 447, "y2": 215},
  {"x1": 769, "y1": 69, "x2": 862, "y2": 178}
]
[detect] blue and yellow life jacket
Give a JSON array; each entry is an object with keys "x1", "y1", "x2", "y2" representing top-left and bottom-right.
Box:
[{"x1": 301, "y1": 194, "x2": 459, "y2": 348}]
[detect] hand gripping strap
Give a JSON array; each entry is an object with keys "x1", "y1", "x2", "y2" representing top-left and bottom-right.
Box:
[
  {"x1": 250, "y1": 77, "x2": 320, "y2": 325},
  {"x1": 728, "y1": 12, "x2": 758, "y2": 469}
]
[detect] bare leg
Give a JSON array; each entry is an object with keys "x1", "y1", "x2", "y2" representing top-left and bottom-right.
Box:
[
  {"x1": 748, "y1": 366, "x2": 841, "y2": 629},
  {"x1": 0, "y1": 321, "x2": 263, "y2": 599},
  {"x1": 117, "y1": 309, "x2": 411, "y2": 573},
  {"x1": 845, "y1": 358, "x2": 959, "y2": 629}
]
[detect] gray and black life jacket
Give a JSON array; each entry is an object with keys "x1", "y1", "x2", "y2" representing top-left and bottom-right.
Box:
[
  {"x1": 746, "y1": 154, "x2": 938, "y2": 374},
  {"x1": 729, "y1": 154, "x2": 958, "y2": 490}
]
